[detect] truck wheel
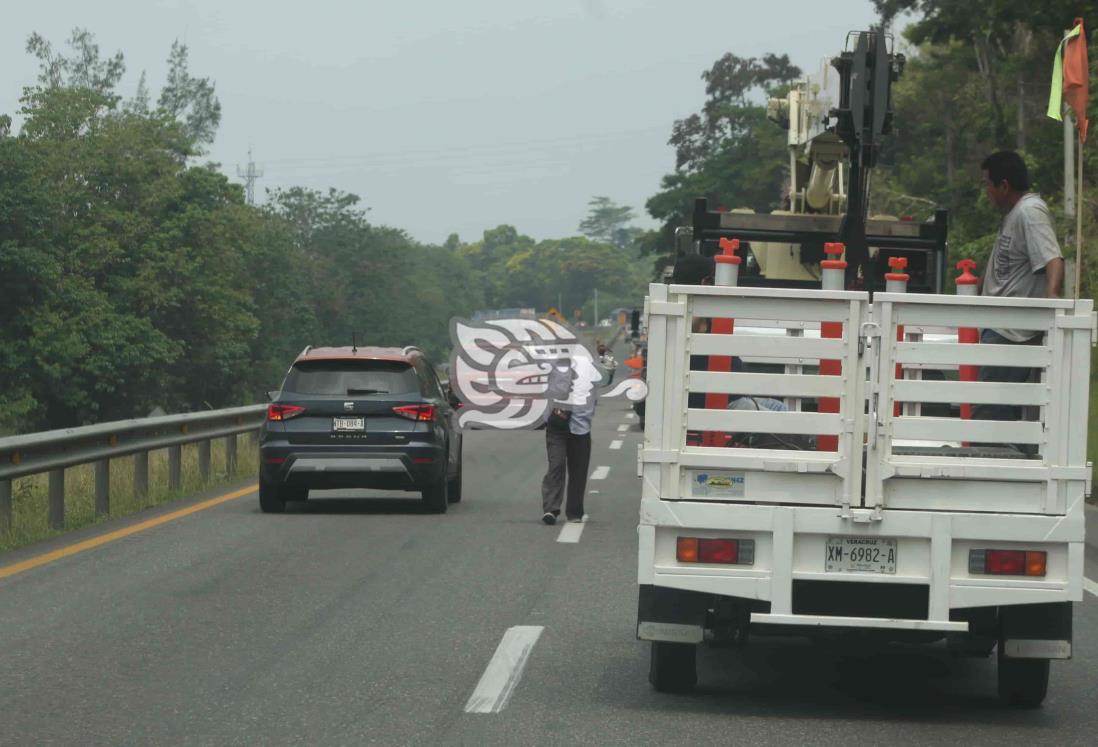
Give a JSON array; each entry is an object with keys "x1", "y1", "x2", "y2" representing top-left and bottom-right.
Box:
[
  {"x1": 649, "y1": 641, "x2": 696, "y2": 693},
  {"x1": 997, "y1": 645, "x2": 1049, "y2": 708},
  {"x1": 421, "y1": 474, "x2": 449, "y2": 514},
  {"x1": 258, "y1": 478, "x2": 287, "y2": 514}
]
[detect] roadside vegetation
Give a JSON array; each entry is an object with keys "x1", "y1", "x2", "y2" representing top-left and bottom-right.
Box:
[{"x1": 0, "y1": 30, "x2": 650, "y2": 437}]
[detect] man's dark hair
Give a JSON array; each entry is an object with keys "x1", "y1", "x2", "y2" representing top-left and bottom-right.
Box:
[
  {"x1": 981, "y1": 151, "x2": 1030, "y2": 192},
  {"x1": 670, "y1": 253, "x2": 715, "y2": 285}
]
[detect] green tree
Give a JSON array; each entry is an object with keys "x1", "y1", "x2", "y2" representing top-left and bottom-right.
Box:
[
  {"x1": 0, "y1": 31, "x2": 251, "y2": 431},
  {"x1": 578, "y1": 196, "x2": 637, "y2": 250},
  {"x1": 457, "y1": 225, "x2": 536, "y2": 308},
  {"x1": 643, "y1": 53, "x2": 800, "y2": 275},
  {"x1": 25, "y1": 28, "x2": 125, "y2": 99},
  {"x1": 157, "y1": 40, "x2": 222, "y2": 149}
]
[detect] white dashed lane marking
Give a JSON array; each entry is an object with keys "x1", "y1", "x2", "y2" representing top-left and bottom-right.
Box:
[
  {"x1": 590, "y1": 466, "x2": 610, "y2": 480},
  {"x1": 625, "y1": 413, "x2": 636, "y2": 420},
  {"x1": 617, "y1": 424, "x2": 629, "y2": 432},
  {"x1": 464, "y1": 626, "x2": 544, "y2": 713},
  {"x1": 1085, "y1": 577, "x2": 1098, "y2": 598},
  {"x1": 609, "y1": 440, "x2": 623, "y2": 450},
  {"x1": 556, "y1": 521, "x2": 585, "y2": 543}
]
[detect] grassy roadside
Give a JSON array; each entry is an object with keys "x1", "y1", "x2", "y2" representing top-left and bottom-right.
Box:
[{"x1": 0, "y1": 435, "x2": 259, "y2": 554}]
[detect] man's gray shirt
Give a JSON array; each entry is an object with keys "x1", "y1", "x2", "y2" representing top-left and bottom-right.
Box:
[
  {"x1": 983, "y1": 192, "x2": 1062, "y2": 341},
  {"x1": 545, "y1": 364, "x2": 596, "y2": 436}
]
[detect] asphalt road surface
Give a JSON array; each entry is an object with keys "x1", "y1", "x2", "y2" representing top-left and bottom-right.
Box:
[{"x1": 2, "y1": 400, "x2": 1097, "y2": 745}]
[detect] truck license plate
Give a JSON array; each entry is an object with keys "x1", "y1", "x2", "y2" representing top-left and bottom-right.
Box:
[
  {"x1": 825, "y1": 537, "x2": 897, "y2": 574},
  {"x1": 332, "y1": 416, "x2": 365, "y2": 432}
]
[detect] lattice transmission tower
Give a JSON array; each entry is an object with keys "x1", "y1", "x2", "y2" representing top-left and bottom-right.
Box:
[{"x1": 236, "y1": 148, "x2": 264, "y2": 205}]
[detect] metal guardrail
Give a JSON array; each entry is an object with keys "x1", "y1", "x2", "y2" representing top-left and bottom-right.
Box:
[{"x1": 0, "y1": 405, "x2": 266, "y2": 531}]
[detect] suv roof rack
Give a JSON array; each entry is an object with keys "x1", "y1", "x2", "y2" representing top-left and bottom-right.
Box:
[{"x1": 402, "y1": 345, "x2": 422, "y2": 357}]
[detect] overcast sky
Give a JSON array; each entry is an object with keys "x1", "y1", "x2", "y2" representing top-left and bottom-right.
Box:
[{"x1": 1, "y1": 0, "x2": 882, "y2": 245}]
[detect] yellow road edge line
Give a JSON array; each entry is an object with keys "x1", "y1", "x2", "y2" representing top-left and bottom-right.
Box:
[{"x1": 0, "y1": 483, "x2": 257, "y2": 580}]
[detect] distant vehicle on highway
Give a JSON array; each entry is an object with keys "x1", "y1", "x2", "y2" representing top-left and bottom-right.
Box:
[{"x1": 260, "y1": 345, "x2": 463, "y2": 514}]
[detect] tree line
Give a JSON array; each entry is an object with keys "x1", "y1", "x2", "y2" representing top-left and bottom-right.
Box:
[{"x1": 0, "y1": 30, "x2": 650, "y2": 434}]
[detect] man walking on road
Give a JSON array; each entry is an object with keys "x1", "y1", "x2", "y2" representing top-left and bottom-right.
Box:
[
  {"x1": 540, "y1": 362, "x2": 595, "y2": 525},
  {"x1": 976, "y1": 150, "x2": 1064, "y2": 423}
]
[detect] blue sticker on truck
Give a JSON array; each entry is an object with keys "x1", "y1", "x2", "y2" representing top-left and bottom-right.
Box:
[{"x1": 691, "y1": 471, "x2": 745, "y2": 498}]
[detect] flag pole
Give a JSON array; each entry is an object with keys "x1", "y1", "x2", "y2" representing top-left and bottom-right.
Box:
[{"x1": 1077, "y1": 128, "x2": 1083, "y2": 300}]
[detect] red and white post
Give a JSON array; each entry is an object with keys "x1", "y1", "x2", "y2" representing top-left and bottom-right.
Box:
[
  {"x1": 817, "y1": 242, "x2": 846, "y2": 452},
  {"x1": 886, "y1": 257, "x2": 910, "y2": 417},
  {"x1": 955, "y1": 259, "x2": 979, "y2": 425},
  {"x1": 703, "y1": 238, "x2": 741, "y2": 447}
]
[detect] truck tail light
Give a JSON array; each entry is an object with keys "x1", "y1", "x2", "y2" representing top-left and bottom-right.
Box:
[
  {"x1": 267, "y1": 403, "x2": 305, "y2": 421},
  {"x1": 676, "y1": 537, "x2": 699, "y2": 562},
  {"x1": 677, "y1": 537, "x2": 754, "y2": 565},
  {"x1": 969, "y1": 549, "x2": 1046, "y2": 576},
  {"x1": 393, "y1": 404, "x2": 435, "y2": 421}
]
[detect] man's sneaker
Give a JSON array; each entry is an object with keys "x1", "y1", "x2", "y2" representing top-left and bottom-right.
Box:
[
  {"x1": 542, "y1": 512, "x2": 557, "y2": 525},
  {"x1": 567, "y1": 514, "x2": 589, "y2": 523}
]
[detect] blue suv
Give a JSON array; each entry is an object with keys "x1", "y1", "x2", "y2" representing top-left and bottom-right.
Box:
[{"x1": 259, "y1": 345, "x2": 462, "y2": 513}]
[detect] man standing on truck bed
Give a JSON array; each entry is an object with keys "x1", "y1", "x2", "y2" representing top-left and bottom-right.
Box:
[{"x1": 976, "y1": 150, "x2": 1065, "y2": 422}]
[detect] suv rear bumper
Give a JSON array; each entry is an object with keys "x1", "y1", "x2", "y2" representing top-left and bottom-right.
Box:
[{"x1": 260, "y1": 442, "x2": 447, "y2": 491}]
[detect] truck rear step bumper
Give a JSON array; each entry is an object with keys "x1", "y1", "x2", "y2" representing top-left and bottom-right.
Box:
[{"x1": 750, "y1": 612, "x2": 967, "y2": 632}]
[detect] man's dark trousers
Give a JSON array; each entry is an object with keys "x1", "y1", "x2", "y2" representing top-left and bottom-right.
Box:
[
  {"x1": 541, "y1": 428, "x2": 592, "y2": 520},
  {"x1": 973, "y1": 329, "x2": 1042, "y2": 422}
]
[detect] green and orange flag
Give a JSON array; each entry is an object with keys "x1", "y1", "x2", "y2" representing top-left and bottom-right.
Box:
[{"x1": 1048, "y1": 17, "x2": 1089, "y2": 141}]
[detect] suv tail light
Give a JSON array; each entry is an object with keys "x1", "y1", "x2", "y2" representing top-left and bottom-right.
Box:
[
  {"x1": 676, "y1": 537, "x2": 754, "y2": 565},
  {"x1": 393, "y1": 404, "x2": 435, "y2": 422},
  {"x1": 969, "y1": 549, "x2": 1046, "y2": 576},
  {"x1": 267, "y1": 403, "x2": 305, "y2": 421}
]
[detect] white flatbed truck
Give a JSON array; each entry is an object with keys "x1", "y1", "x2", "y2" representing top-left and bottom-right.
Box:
[{"x1": 635, "y1": 281, "x2": 1094, "y2": 707}]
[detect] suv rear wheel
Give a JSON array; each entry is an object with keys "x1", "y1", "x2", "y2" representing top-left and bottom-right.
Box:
[
  {"x1": 259, "y1": 478, "x2": 287, "y2": 514},
  {"x1": 422, "y1": 473, "x2": 449, "y2": 513},
  {"x1": 448, "y1": 445, "x2": 463, "y2": 503}
]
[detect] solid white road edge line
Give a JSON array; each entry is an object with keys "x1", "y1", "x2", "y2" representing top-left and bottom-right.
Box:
[
  {"x1": 590, "y1": 465, "x2": 610, "y2": 480},
  {"x1": 609, "y1": 440, "x2": 623, "y2": 450},
  {"x1": 617, "y1": 424, "x2": 629, "y2": 432},
  {"x1": 464, "y1": 626, "x2": 545, "y2": 714},
  {"x1": 1084, "y1": 577, "x2": 1098, "y2": 598},
  {"x1": 557, "y1": 522, "x2": 585, "y2": 543}
]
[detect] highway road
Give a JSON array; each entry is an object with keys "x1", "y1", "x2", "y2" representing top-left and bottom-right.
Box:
[{"x1": 1, "y1": 399, "x2": 1097, "y2": 745}]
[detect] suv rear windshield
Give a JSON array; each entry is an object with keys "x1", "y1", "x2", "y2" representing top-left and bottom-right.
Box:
[{"x1": 282, "y1": 360, "x2": 421, "y2": 396}]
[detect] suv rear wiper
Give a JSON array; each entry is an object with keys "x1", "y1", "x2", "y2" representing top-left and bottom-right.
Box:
[{"x1": 346, "y1": 388, "x2": 386, "y2": 395}]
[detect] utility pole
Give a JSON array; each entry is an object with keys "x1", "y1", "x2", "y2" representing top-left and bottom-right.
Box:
[{"x1": 236, "y1": 148, "x2": 264, "y2": 205}]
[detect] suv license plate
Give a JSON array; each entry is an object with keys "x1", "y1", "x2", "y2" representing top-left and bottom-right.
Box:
[
  {"x1": 825, "y1": 537, "x2": 897, "y2": 574},
  {"x1": 332, "y1": 416, "x2": 365, "y2": 432}
]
